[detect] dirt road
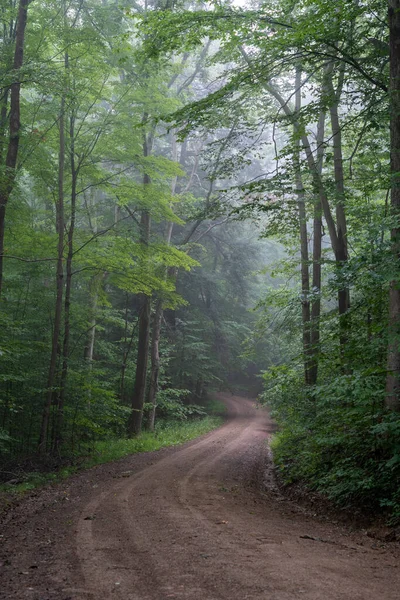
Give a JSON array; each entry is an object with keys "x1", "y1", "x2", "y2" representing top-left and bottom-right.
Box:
[{"x1": 1, "y1": 394, "x2": 399, "y2": 599}]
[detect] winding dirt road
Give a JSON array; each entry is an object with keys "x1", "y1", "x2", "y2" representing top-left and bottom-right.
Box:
[{"x1": 1, "y1": 394, "x2": 399, "y2": 599}]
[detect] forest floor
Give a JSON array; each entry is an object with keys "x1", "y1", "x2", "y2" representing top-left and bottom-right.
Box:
[{"x1": 0, "y1": 394, "x2": 399, "y2": 600}]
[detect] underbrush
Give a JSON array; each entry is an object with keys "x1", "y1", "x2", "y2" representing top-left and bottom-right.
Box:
[
  {"x1": 85, "y1": 416, "x2": 222, "y2": 467},
  {"x1": 0, "y1": 415, "x2": 222, "y2": 503},
  {"x1": 261, "y1": 366, "x2": 400, "y2": 524}
]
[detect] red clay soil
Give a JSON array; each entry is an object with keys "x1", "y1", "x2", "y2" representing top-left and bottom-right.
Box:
[{"x1": 0, "y1": 394, "x2": 399, "y2": 599}]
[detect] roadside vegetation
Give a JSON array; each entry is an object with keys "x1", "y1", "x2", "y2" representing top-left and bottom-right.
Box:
[{"x1": 0, "y1": 409, "x2": 223, "y2": 508}]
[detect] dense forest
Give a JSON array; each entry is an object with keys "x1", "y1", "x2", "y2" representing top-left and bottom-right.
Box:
[{"x1": 0, "y1": 0, "x2": 400, "y2": 525}]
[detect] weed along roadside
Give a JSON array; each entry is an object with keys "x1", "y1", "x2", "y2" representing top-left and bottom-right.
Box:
[{"x1": 0, "y1": 411, "x2": 223, "y2": 513}]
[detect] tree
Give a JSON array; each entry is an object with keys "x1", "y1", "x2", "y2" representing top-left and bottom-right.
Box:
[
  {"x1": 0, "y1": 0, "x2": 30, "y2": 298},
  {"x1": 386, "y1": 0, "x2": 400, "y2": 411}
]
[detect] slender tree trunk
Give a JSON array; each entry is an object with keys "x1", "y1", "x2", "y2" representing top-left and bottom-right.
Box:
[
  {"x1": 386, "y1": 1, "x2": 400, "y2": 411},
  {"x1": 84, "y1": 193, "x2": 103, "y2": 404},
  {"x1": 85, "y1": 302, "x2": 97, "y2": 363},
  {"x1": 128, "y1": 286, "x2": 151, "y2": 436},
  {"x1": 127, "y1": 108, "x2": 156, "y2": 436},
  {"x1": 308, "y1": 111, "x2": 325, "y2": 386},
  {"x1": 297, "y1": 181, "x2": 311, "y2": 382},
  {"x1": 294, "y1": 66, "x2": 312, "y2": 385},
  {"x1": 147, "y1": 298, "x2": 163, "y2": 432},
  {"x1": 84, "y1": 274, "x2": 104, "y2": 403},
  {"x1": 301, "y1": 124, "x2": 350, "y2": 366},
  {"x1": 147, "y1": 130, "x2": 179, "y2": 430},
  {"x1": 120, "y1": 308, "x2": 139, "y2": 403},
  {"x1": 0, "y1": 89, "x2": 10, "y2": 163},
  {"x1": 327, "y1": 68, "x2": 351, "y2": 361},
  {"x1": 120, "y1": 295, "x2": 131, "y2": 402},
  {"x1": 54, "y1": 111, "x2": 77, "y2": 452},
  {"x1": 147, "y1": 221, "x2": 174, "y2": 430},
  {"x1": 300, "y1": 132, "x2": 340, "y2": 252},
  {"x1": 38, "y1": 97, "x2": 65, "y2": 453},
  {"x1": 128, "y1": 151, "x2": 152, "y2": 436},
  {"x1": 0, "y1": 0, "x2": 29, "y2": 299}
]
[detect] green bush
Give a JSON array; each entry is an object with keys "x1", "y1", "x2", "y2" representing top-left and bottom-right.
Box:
[
  {"x1": 0, "y1": 416, "x2": 222, "y2": 498},
  {"x1": 262, "y1": 366, "x2": 400, "y2": 523},
  {"x1": 149, "y1": 388, "x2": 207, "y2": 421}
]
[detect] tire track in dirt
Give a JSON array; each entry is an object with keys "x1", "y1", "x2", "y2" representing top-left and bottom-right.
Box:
[
  {"x1": 1, "y1": 394, "x2": 399, "y2": 600},
  {"x1": 72, "y1": 395, "x2": 399, "y2": 600},
  {"x1": 74, "y1": 397, "x2": 247, "y2": 599}
]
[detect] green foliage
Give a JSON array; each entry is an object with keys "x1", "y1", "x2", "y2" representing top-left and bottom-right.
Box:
[
  {"x1": 0, "y1": 0, "x2": 211, "y2": 458},
  {"x1": 87, "y1": 416, "x2": 221, "y2": 467},
  {"x1": 0, "y1": 415, "x2": 222, "y2": 499},
  {"x1": 147, "y1": 388, "x2": 207, "y2": 421},
  {"x1": 264, "y1": 366, "x2": 400, "y2": 522}
]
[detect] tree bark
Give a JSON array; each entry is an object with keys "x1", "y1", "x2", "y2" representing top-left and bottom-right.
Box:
[
  {"x1": 128, "y1": 157, "x2": 152, "y2": 436},
  {"x1": 326, "y1": 67, "x2": 351, "y2": 361},
  {"x1": 147, "y1": 298, "x2": 163, "y2": 432},
  {"x1": 147, "y1": 130, "x2": 179, "y2": 430},
  {"x1": 386, "y1": 0, "x2": 400, "y2": 411},
  {"x1": 0, "y1": 0, "x2": 29, "y2": 298},
  {"x1": 294, "y1": 66, "x2": 312, "y2": 385},
  {"x1": 308, "y1": 111, "x2": 325, "y2": 386},
  {"x1": 128, "y1": 286, "x2": 151, "y2": 436},
  {"x1": 84, "y1": 193, "x2": 105, "y2": 403},
  {"x1": 53, "y1": 111, "x2": 77, "y2": 452},
  {"x1": 84, "y1": 274, "x2": 104, "y2": 397},
  {"x1": 38, "y1": 96, "x2": 65, "y2": 453},
  {"x1": 0, "y1": 89, "x2": 10, "y2": 164}
]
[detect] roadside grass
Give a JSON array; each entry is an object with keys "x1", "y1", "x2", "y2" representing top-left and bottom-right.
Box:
[
  {"x1": 85, "y1": 416, "x2": 222, "y2": 467},
  {"x1": 0, "y1": 414, "x2": 223, "y2": 507}
]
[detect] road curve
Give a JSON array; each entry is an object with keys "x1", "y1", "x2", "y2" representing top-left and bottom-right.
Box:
[{"x1": 1, "y1": 394, "x2": 399, "y2": 599}]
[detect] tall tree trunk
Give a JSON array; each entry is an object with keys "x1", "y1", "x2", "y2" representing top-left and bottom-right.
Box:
[
  {"x1": 327, "y1": 67, "x2": 351, "y2": 361},
  {"x1": 147, "y1": 131, "x2": 179, "y2": 430},
  {"x1": 0, "y1": 89, "x2": 10, "y2": 164},
  {"x1": 0, "y1": 0, "x2": 29, "y2": 298},
  {"x1": 120, "y1": 295, "x2": 137, "y2": 403},
  {"x1": 84, "y1": 273, "x2": 104, "y2": 404},
  {"x1": 386, "y1": 1, "x2": 400, "y2": 411},
  {"x1": 128, "y1": 153, "x2": 152, "y2": 436},
  {"x1": 128, "y1": 286, "x2": 151, "y2": 436},
  {"x1": 85, "y1": 301, "x2": 97, "y2": 375},
  {"x1": 38, "y1": 96, "x2": 65, "y2": 453},
  {"x1": 84, "y1": 193, "x2": 103, "y2": 404},
  {"x1": 308, "y1": 111, "x2": 325, "y2": 386},
  {"x1": 147, "y1": 297, "x2": 163, "y2": 432},
  {"x1": 147, "y1": 221, "x2": 174, "y2": 431},
  {"x1": 127, "y1": 109, "x2": 156, "y2": 435},
  {"x1": 294, "y1": 66, "x2": 312, "y2": 385},
  {"x1": 54, "y1": 111, "x2": 77, "y2": 452}
]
